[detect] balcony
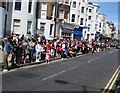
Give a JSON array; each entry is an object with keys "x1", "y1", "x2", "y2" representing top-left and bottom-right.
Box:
[
  {"x1": 58, "y1": 0, "x2": 70, "y2": 5},
  {"x1": 58, "y1": 10, "x2": 64, "y2": 19},
  {"x1": 57, "y1": 2, "x2": 70, "y2": 20}
]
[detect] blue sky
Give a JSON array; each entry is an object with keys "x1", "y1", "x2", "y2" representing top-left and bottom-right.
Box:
[{"x1": 90, "y1": 1, "x2": 119, "y2": 29}]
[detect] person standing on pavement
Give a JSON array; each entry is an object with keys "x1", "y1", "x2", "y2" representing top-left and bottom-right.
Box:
[
  {"x1": 15, "y1": 39, "x2": 23, "y2": 65},
  {"x1": 29, "y1": 38, "x2": 36, "y2": 62},
  {"x1": 10, "y1": 38, "x2": 19, "y2": 67},
  {"x1": 3, "y1": 37, "x2": 14, "y2": 72},
  {"x1": 57, "y1": 42, "x2": 62, "y2": 58},
  {"x1": 92, "y1": 41, "x2": 96, "y2": 53},
  {"x1": 41, "y1": 43, "x2": 46, "y2": 61},
  {"x1": 81, "y1": 42, "x2": 85, "y2": 54},
  {"x1": 54, "y1": 39, "x2": 57, "y2": 58},
  {"x1": 35, "y1": 42, "x2": 42, "y2": 62},
  {"x1": 51, "y1": 42, "x2": 55, "y2": 59},
  {"x1": 24, "y1": 45, "x2": 30, "y2": 63},
  {"x1": 2, "y1": 39, "x2": 4, "y2": 51},
  {"x1": 45, "y1": 50, "x2": 51, "y2": 64},
  {"x1": 77, "y1": 41, "x2": 81, "y2": 53},
  {"x1": 61, "y1": 41, "x2": 66, "y2": 59},
  {"x1": 46, "y1": 40, "x2": 51, "y2": 53}
]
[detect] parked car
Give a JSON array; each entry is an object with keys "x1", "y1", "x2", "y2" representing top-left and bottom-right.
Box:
[{"x1": 116, "y1": 44, "x2": 120, "y2": 49}]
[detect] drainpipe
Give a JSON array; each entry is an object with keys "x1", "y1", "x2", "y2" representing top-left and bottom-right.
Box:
[{"x1": 54, "y1": 0, "x2": 58, "y2": 38}]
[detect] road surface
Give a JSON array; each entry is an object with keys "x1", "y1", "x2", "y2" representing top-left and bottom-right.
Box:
[{"x1": 1, "y1": 48, "x2": 119, "y2": 92}]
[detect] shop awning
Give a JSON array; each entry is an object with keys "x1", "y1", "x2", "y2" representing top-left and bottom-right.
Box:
[
  {"x1": 73, "y1": 28, "x2": 82, "y2": 36},
  {"x1": 62, "y1": 28, "x2": 73, "y2": 34}
]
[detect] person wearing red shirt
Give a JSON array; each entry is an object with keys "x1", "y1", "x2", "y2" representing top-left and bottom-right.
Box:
[{"x1": 46, "y1": 40, "x2": 51, "y2": 53}]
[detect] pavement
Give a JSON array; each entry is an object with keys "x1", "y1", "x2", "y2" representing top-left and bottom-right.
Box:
[{"x1": 1, "y1": 48, "x2": 119, "y2": 92}]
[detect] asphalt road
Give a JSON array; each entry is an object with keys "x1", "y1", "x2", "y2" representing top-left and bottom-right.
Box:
[{"x1": 2, "y1": 48, "x2": 119, "y2": 92}]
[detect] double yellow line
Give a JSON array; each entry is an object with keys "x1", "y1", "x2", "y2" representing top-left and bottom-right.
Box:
[{"x1": 102, "y1": 66, "x2": 120, "y2": 93}]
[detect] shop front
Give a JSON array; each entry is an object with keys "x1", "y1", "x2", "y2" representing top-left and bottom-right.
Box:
[
  {"x1": 61, "y1": 23, "x2": 74, "y2": 39},
  {"x1": 73, "y1": 27, "x2": 83, "y2": 40},
  {"x1": 95, "y1": 32, "x2": 100, "y2": 41},
  {"x1": 61, "y1": 28, "x2": 73, "y2": 39}
]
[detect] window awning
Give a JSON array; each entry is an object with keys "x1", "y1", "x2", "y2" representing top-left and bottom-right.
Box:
[
  {"x1": 62, "y1": 22, "x2": 74, "y2": 30},
  {"x1": 95, "y1": 32, "x2": 100, "y2": 37},
  {"x1": 62, "y1": 28, "x2": 73, "y2": 34},
  {"x1": 83, "y1": 26, "x2": 88, "y2": 29}
]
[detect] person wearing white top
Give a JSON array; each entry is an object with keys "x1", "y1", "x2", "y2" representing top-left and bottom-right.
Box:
[
  {"x1": 35, "y1": 42, "x2": 42, "y2": 62},
  {"x1": 62, "y1": 43, "x2": 65, "y2": 52}
]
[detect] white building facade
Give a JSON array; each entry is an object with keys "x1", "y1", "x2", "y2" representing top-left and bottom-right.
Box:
[
  {"x1": 69, "y1": 0, "x2": 89, "y2": 40},
  {"x1": 87, "y1": 2, "x2": 99, "y2": 41},
  {"x1": 1, "y1": 0, "x2": 116, "y2": 41},
  {"x1": 79, "y1": 0, "x2": 89, "y2": 40},
  {"x1": 69, "y1": 0, "x2": 100, "y2": 41},
  {"x1": 36, "y1": 1, "x2": 71, "y2": 40},
  {"x1": 104, "y1": 21, "x2": 111, "y2": 38},
  {"x1": 37, "y1": 19, "x2": 55, "y2": 40},
  {"x1": 11, "y1": 0, "x2": 37, "y2": 35},
  {"x1": 0, "y1": 0, "x2": 13, "y2": 38},
  {"x1": 0, "y1": 6, "x2": 6, "y2": 38},
  {"x1": 97, "y1": 14, "x2": 107, "y2": 36},
  {"x1": 36, "y1": 2, "x2": 56, "y2": 40},
  {"x1": 56, "y1": 0, "x2": 71, "y2": 39}
]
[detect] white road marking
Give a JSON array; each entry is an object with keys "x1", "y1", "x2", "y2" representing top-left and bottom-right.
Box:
[
  {"x1": 109, "y1": 51, "x2": 113, "y2": 54},
  {"x1": 107, "y1": 70, "x2": 120, "y2": 93},
  {"x1": 88, "y1": 57, "x2": 100, "y2": 63},
  {"x1": 109, "y1": 49, "x2": 118, "y2": 54},
  {"x1": 41, "y1": 65, "x2": 79, "y2": 81},
  {"x1": 102, "y1": 66, "x2": 120, "y2": 93},
  {"x1": 114, "y1": 49, "x2": 118, "y2": 52}
]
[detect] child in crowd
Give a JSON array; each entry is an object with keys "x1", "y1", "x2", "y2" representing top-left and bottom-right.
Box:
[{"x1": 46, "y1": 50, "x2": 51, "y2": 64}]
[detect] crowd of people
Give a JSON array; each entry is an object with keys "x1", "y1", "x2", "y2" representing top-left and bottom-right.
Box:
[{"x1": 1, "y1": 33, "x2": 111, "y2": 72}]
